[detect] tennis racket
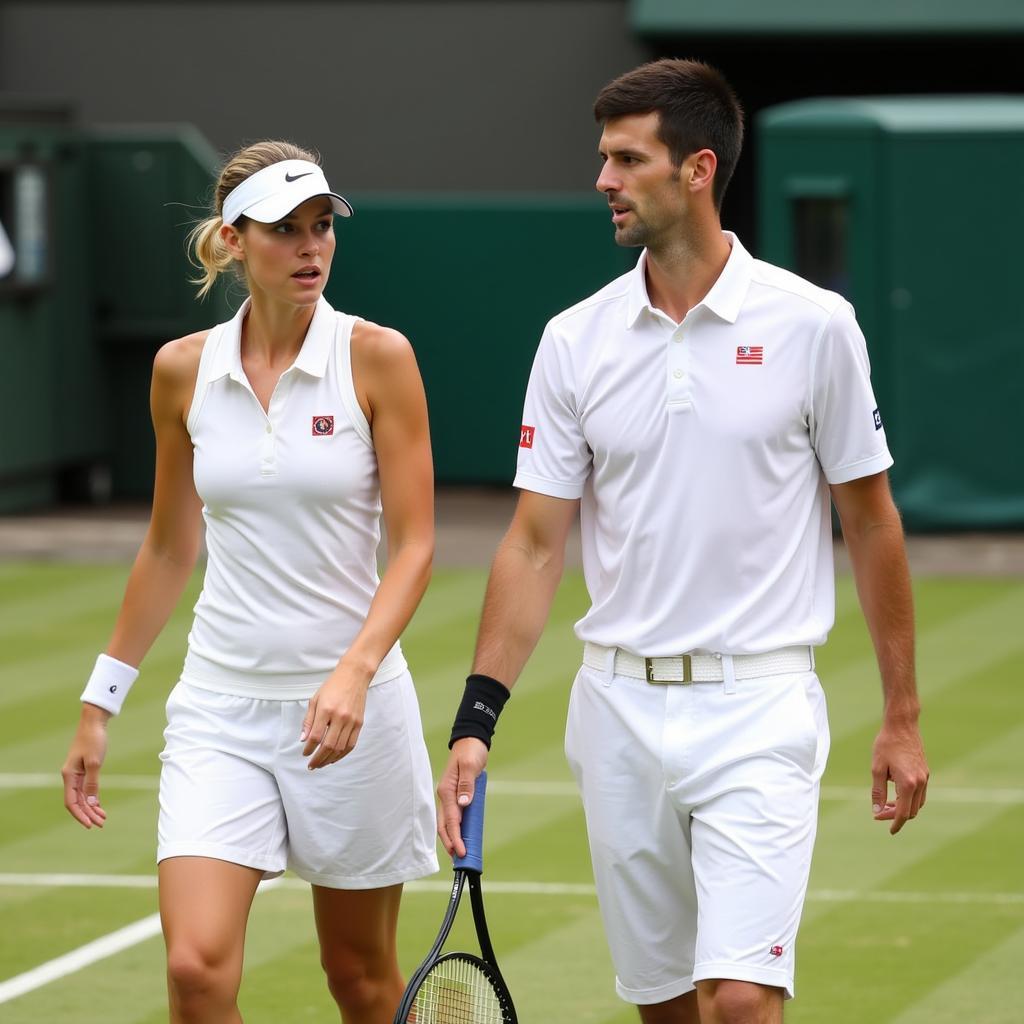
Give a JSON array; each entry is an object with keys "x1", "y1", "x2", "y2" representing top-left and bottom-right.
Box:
[{"x1": 394, "y1": 771, "x2": 517, "y2": 1023}]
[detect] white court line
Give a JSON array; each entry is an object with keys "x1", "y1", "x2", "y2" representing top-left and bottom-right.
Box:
[
  {"x1": 1, "y1": 874, "x2": 1021, "y2": 1005},
  {"x1": 0, "y1": 873, "x2": 594, "y2": 897},
  {"x1": 810, "y1": 889, "x2": 1024, "y2": 906},
  {"x1": 489, "y1": 781, "x2": 578, "y2": 796},
  {"x1": 0, "y1": 878, "x2": 280, "y2": 1006},
  {"x1": 2, "y1": 873, "x2": 1023, "y2": 907},
  {"x1": 0, "y1": 773, "x2": 159, "y2": 790},
  {"x1": 0, "y1": 774, "x2": 581, "y2": 796},
  {"x1": 819, "y1": 786, "x2": 1024, "y2": 804},
  {"x1": 4, "y1": 774, "x2": 1023, "y2": 803},
  {"x1": 0, "y1": 913, "x2": 164, "y2": 1005},
  {"x1": 0, "y1": 873, "x2": 159, "y2": 889}
]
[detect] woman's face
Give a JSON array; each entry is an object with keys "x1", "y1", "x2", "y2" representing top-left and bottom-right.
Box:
[{"x1": 224, "y1": 195, "x2": 336, "y2": 305}]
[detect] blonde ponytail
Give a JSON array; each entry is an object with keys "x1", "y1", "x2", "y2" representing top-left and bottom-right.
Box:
[
  {"x1": 187, "y1": 139, "x2": 321, "y2": 300},
  {"x1": 186, "y1": 215, "x2": 234, "y2": 299}
]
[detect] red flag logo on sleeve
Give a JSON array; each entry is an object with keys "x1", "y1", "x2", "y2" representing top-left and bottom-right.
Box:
[{"x1": 520, "y1": 425, "x2": 535, "y2": 449}]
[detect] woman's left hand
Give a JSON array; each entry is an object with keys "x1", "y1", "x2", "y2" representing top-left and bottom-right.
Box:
[{"x1": 300, "y1": 669, "x2": 370, "y2": 769}]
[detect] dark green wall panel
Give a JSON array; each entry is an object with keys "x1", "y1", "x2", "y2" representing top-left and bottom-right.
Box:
[
  {"x1": 0, "y1": 120, "x2": 103, "y2": 510},
  {"x1": 634, "y1": 0, "x2": 1024, "y2": 34},
  {"x1": 758, "y1": 97, "x2": 1024, "y2": 529},
  {"x1": 327, "y1": 195, "x2": 632, "y2": 483}
]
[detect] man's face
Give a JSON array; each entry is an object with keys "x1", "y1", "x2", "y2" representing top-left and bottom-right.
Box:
[{"x1": 595, "y1": 113, "x2": 692, "y2": 249}]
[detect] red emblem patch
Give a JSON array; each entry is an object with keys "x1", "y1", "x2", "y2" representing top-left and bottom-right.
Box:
[
  {"x1": 520, "y1": 425, "x2": 535, "y2": 449},
  {"x1": 312, "y1": 415, "x2": 334, "y2": 436},
  {"x1": 769, "y1": 945, "x2": 784, "y2": 958}
]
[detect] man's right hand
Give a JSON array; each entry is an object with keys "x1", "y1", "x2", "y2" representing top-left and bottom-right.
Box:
[
  {"x1": 61, "y1": 705, "x2": 111, "y2": 829},
  {"x1": 437, "y1": 738, "x2": 489, "y2": 859}
]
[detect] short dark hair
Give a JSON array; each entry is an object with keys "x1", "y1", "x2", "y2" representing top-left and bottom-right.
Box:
[{"x1": 593, "y1": 59, "x2": 744, "y2": 210}]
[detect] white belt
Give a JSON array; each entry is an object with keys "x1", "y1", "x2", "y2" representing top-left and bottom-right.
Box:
[{"x1": 583, "y1": 642, "x2": 814, "y2": 684}]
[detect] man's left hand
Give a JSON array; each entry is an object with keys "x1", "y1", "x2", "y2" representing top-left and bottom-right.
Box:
[{"x1": 871, "y1": 722, "x2": 929, "y2": 835}]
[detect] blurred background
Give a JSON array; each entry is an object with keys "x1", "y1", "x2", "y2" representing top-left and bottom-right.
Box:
[
  {"x1": 1, "y1": 0, "x2": 1023, "y2": 521},
  {"x1": 1, "y1": 2, "x2": 1023, "y2": 1023}
]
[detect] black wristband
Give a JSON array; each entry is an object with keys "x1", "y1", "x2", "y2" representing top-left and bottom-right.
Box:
[{"x1": 449, "y1": 674, "x2": 511, "y2": 749}]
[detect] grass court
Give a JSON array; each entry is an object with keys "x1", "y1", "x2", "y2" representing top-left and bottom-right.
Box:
[{"x1": 0, "y1": 562, "x2": 1022, "y2": 1022}]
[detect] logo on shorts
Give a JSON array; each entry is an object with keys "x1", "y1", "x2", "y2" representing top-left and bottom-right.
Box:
[
  {"x1": 312, "y1": 415, "x2": 334, "y2": 436},
  {"x1": 520, "y1": 425, "x2": 535, "y2": 449},
  {"x1": 109, "y1": 685, "x2": 117, "y2": 693},
  {"x1": 873, "y1": 407, "x2": 883, "y2": 430},
  {"x1": 769, "y1": 945, "x2": 784, "y2": 958}
]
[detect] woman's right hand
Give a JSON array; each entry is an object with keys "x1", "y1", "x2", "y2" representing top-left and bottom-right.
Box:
[{"x1": 61, "y1": 705, "x2": 112, "y2": 828}]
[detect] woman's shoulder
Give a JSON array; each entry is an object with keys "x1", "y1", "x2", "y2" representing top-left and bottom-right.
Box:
[
  {"x1": 350, "y1": 319, "x2": 414, "y2": 368},
  {"x1": 152, "y1": 329, "x2": 213, "y2": 402},
  {"x1": 348, "y1": 320, "x2": 424, "y2": 419}
]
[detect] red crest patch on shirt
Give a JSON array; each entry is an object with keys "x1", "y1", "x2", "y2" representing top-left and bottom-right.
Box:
[
  {"x1": 312, "y1": 415, "x2": 334, "y2": 436},
  {"x1": 520, "y1": 425, "x2": 535, "y2": 449},
  {"x1": 736, "y1": 346, "x2": 764, "y2": 365}
]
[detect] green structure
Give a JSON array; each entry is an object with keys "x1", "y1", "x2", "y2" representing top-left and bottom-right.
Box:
[
  {"x1": 0, "y1": 112, "x2": 230, "y2": 510},
  {"x1": 86, "y1": 127, "x2": 235, "y2": 497},
  {"x1": 758, "y1": 96, "x2": 1024, "y2": 529},
  {"x1": 5, "y1": 101, "x2": 1023, "y2": 528},
  {"x1": 632, "y1": 0, "x2": 1024, "y2": 34},
  {"x1": 0, "y1": 103, "x2": 100, "y2": 512},
  {"x1": 327, "y1": 193, "x2": 631, "y2": 484},
  {"x1": 0, "y1": 111, "x2": 629, "y2": 507}
]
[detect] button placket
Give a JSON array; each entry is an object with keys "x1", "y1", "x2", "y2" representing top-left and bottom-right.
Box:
[
  {"x1": 667, "y1": 324, "x2": 691, "y2": 406},
  {"x1": 259, "y1": 416, "x2": 277, "y2": 476},
  {"x1": 260, "y1": 371, "x2": 295, "y2": 478}
]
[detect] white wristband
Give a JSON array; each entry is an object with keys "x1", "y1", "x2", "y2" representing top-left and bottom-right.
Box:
[{"x1": 80, "y1": 654, "x2": 139, "y2": 715}]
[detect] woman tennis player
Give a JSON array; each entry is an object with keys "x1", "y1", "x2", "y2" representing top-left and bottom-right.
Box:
[{"x1": 60, "y1": 140, "x2": 438, "y2": 1023}]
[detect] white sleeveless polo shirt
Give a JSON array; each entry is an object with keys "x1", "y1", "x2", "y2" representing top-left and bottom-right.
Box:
[{"x1": 180, "y1": 296, "x2": 406, "y2": 698}]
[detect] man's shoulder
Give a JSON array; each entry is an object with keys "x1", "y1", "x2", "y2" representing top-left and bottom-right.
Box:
[
  {"x1": 546, "y1": 266, "x2": 634, "y2": 336},
  {"x1": 747, "y1": 257, "x2": 848, "y2": 320}
]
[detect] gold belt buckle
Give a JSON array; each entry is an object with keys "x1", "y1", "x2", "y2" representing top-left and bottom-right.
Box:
[{"x1": 645, "y1": 654, "x2": 693, "y2": 684}]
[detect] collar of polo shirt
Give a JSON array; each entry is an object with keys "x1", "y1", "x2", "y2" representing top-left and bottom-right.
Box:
[
  {"x1": 206, "y1": 296, "x2": 337, "y2": 385},
  {"x1": 625, "y1": 231, "x2": 753, "y2": 328}
]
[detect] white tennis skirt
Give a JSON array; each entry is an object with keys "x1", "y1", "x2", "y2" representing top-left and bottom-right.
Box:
[{"x1": 157, "y1": 670, "x2": 439, "y2": 889}]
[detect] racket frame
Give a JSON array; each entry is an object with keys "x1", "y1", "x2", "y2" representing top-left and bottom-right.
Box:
[{"x1": 393, "y1": 772, "x2": 517, "y2": 1023}]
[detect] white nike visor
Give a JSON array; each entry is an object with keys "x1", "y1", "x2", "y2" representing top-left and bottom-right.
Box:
[{"x1": 221, "y1": 159, "x2": 353, "y2": 225}]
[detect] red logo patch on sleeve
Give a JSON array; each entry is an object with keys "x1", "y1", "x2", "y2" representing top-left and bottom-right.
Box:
[
  {"x1": 312, "y1": 415, "x2": 334, "y2": 436},
  {"x1": 519, "y1": 425, "x2": 535, "y2": 449}
]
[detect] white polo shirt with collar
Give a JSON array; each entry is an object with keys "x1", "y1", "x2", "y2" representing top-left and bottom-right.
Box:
[
  {"x1": 513, "y1": 232, "x2": 892, "y2": 657},
  {"x1": 181, "y1": 295, "x2": 406, "y2": 698}
]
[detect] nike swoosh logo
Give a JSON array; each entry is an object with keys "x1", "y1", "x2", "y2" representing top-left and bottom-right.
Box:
[{"x1": 285, "y1": 171, "x2": 313, "y2": 182}]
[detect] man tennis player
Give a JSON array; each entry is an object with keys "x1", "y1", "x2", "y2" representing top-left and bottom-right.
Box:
[{"x1": 437, "y1": 59, "x2": 929, "y2": 1024}]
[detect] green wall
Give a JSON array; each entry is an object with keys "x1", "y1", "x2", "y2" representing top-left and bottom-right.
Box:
[
  {"x1": 758, "y1": 97, "x2": 1024, "y2": 529},
  {"x1": 327, "y1": 194, "x2": 631, "y2": 484},
  {"x1": 633, "y1": 0, "x2": 1024, "y2": 34},
  {"x1": 0, "y1": 117, "x2": 102, "y2": 511},
  {"x1": 1, "y1": 118, "x2": 630, "y2": 504}
]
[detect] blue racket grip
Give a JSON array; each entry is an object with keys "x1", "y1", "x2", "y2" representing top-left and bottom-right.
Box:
[{"x1": 453, "y1": 770, "x2": 487, "y2": 873}]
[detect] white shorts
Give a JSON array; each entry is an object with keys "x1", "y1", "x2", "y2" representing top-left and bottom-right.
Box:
[
  {"x1": 157, "y1": 671, "x2": 439, "y2": 889},
  {"x1": 564, "y1": 662, "x2": 830, "y2": 1005}
]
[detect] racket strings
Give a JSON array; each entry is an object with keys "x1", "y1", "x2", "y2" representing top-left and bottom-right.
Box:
[{"x1": 407, "y1": 954, "x2": 507, "y2": 1023}]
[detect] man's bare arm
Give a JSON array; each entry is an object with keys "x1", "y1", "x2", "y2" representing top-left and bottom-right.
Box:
[
  {"x1": 437, "y1": 490, "x2": 579, "y2": 856},
  {"x1": 831, "y1": 471, "x2": 929, "y2": 835}
]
